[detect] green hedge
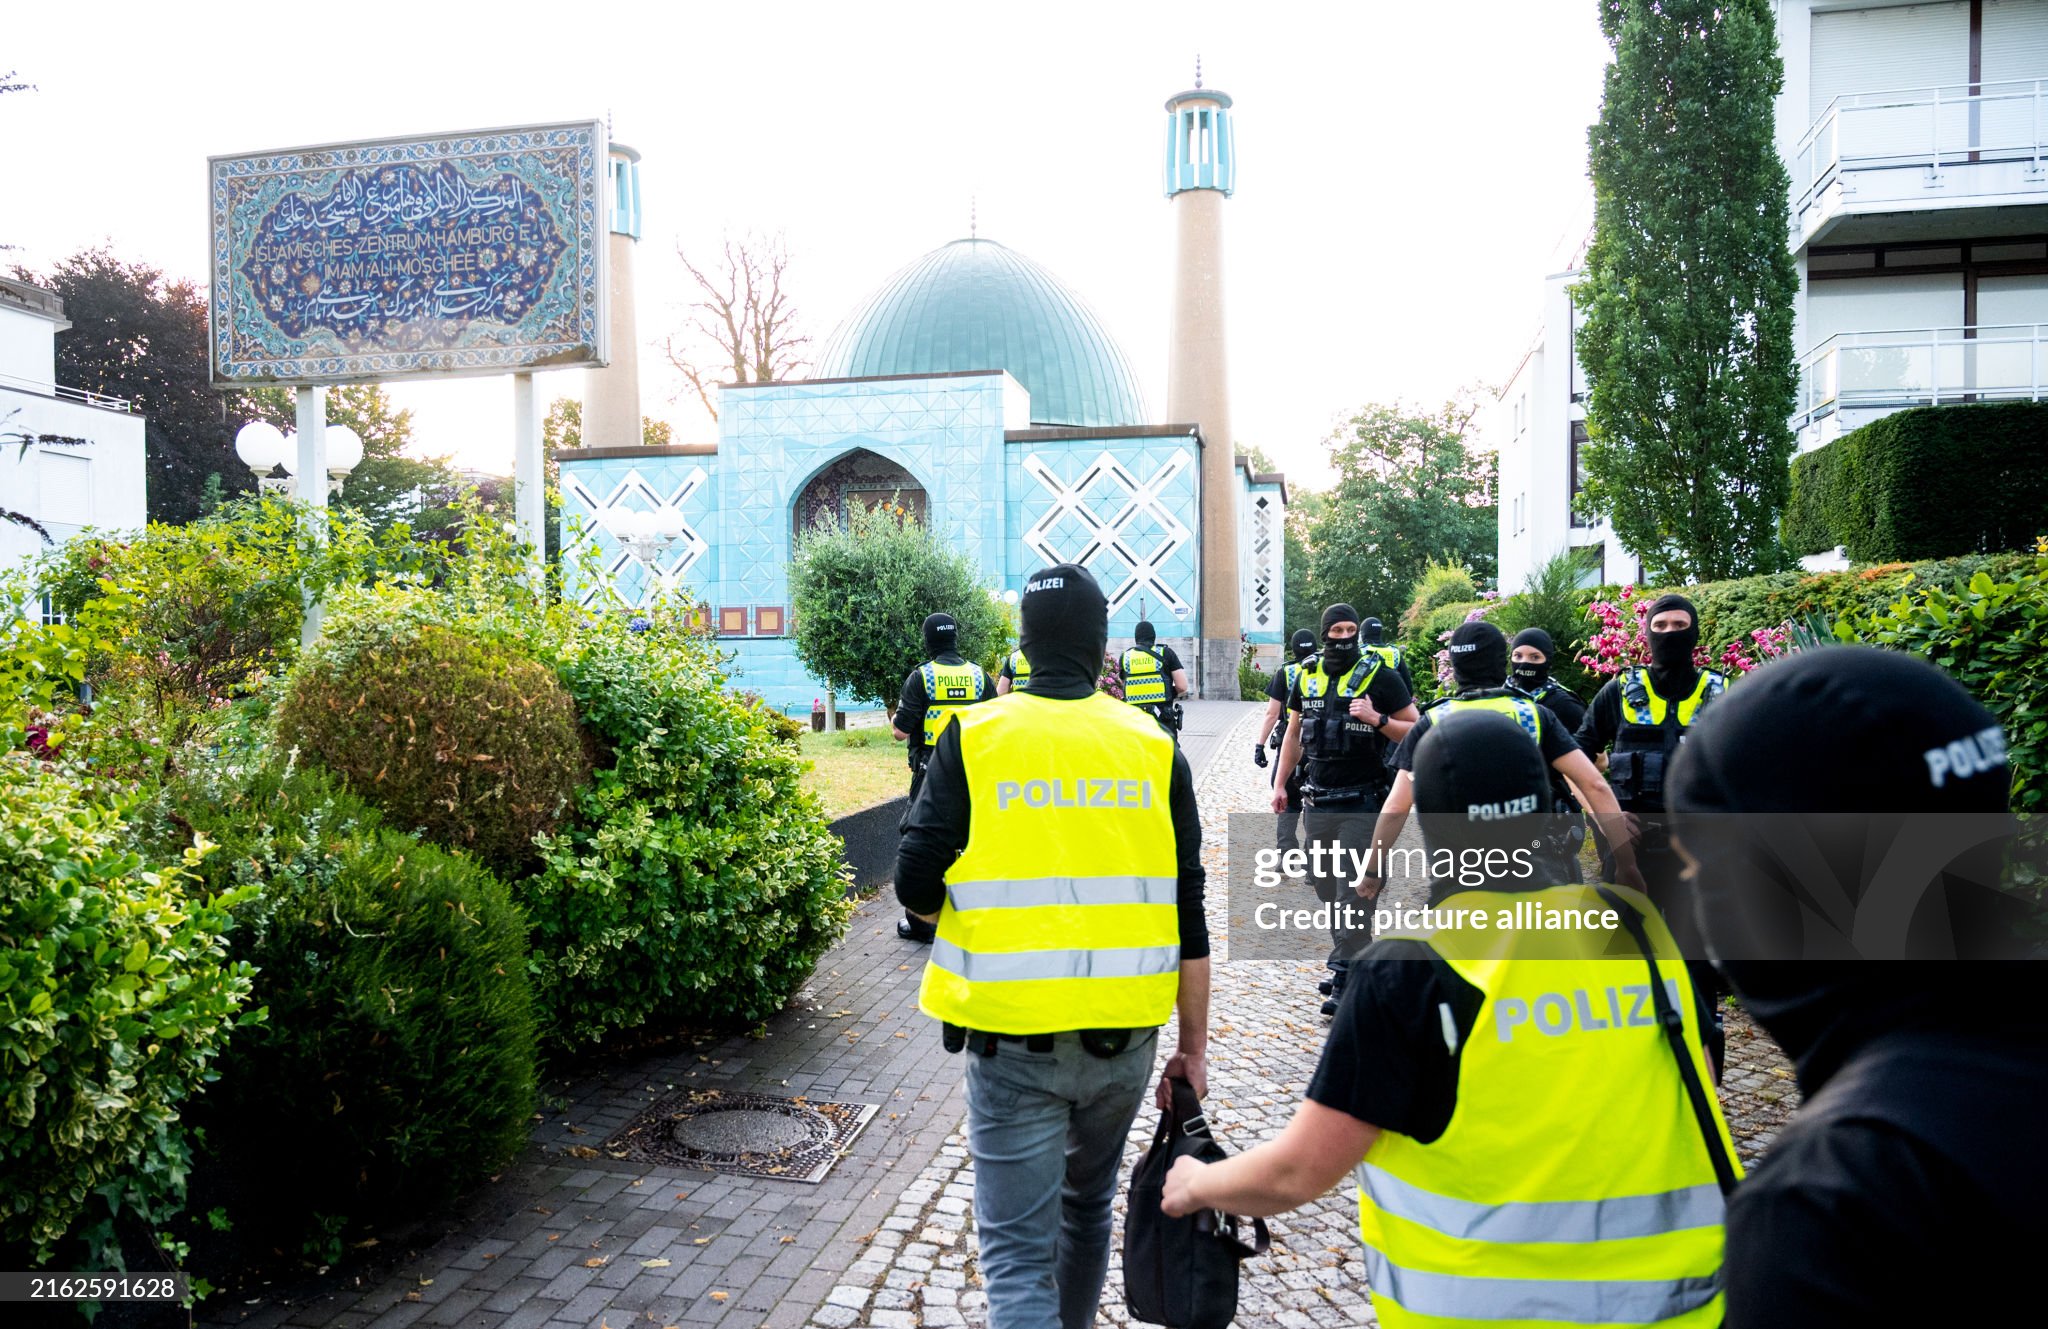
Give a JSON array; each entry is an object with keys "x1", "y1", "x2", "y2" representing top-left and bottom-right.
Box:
[
  {"x1": 0, "y1": 756, "x2": 256, "y2": 1269},
  {"x1": 161, "y1": 763, "x2": 536, "y2": 1260},
  {"x1": 1785, "y1": 402, "x2": 2048, "y2": 561},
  {"x1": 528, "y1": 612, "x2": 853, "y2": 1050}
]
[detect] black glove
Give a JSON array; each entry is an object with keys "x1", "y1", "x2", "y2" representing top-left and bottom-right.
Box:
[{"x1": 1252, "y1": 743, "x2": 1268, "y2": 768}]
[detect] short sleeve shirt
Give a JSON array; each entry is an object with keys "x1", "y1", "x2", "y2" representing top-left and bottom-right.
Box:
[{"x1": 1285, "y1": 659, "x2": 1414, "y2": 789}]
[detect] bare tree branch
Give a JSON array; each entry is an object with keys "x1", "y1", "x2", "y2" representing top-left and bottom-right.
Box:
[{"x1": 663, "y1": 231, "x2": 810, "y2": 422}]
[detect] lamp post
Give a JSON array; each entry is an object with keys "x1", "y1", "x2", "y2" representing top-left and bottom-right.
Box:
[
  {"x1": 605, "y1": 508, "x2": 686, "y2": 602},
  {"x1": 236, "y1": 416, "x2": 365, "y2": 650},
  {"x1": 235, "y1": 420, "x2": 363, "y2": 498}
]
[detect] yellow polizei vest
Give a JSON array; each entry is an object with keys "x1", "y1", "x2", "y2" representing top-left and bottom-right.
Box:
[
  {"x1": 1120, "y1": 646, "x2": 1170, "y2": 706},
  {"x1": 1367, "y1": 643, "x2": 1405, "y2": 671},
  {"x1": 1429, "y1": 694, "x2": 1542, "y2": 745},
  {"x1": 1358, "y1": 882, "x2": 1737, "y2": 1329},
  {"x1": 1618, "y1": 667, "x2": 1724, "y2": 726},
  {"x1": 920, "y1": 660, "x2": 988, "y2": 747},
  {"x1": 919, "y1": 691, "x2": 1182, "y2": 1035},
  {"x1": 1007, "y1": 649, "x2": 1032, "y2": 688}
]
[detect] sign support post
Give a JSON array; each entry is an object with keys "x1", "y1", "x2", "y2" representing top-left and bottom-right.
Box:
[
  {"x1": 513, "y1": 372, "x2": 545, "y2": 589},
  {"x1": 296, "y1": 385, "x2": 328, "y2": 650}
]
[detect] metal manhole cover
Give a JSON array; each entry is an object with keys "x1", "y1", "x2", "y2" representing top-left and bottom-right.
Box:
[{"x1": 601, "y1": 1090, "x2": 879, "y2": 1183}]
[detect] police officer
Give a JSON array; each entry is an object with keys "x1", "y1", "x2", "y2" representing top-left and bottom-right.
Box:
[
  {"x1": 994, "y1": 646, "x2": 1031, "y2": 696},
  {"x1": 1507, "y1": 627, "x2": 1586, "y2": 732},
  {"x1": 1271, "y1": 603, "x2": 1420, "y2": 1016},
  {"x1": 1574, "y1": 593, "x2": 1725, "y2": 1001},
  {"x1": 1118, "y1": 619, "x2": 1188, "y2": 734},
  {"x1": 1359, "y1": 616, "x2": 1414, "y2": 693},
  {"x1": 1256, "y1": 629, "x2": 1319, "y2": 852},
  {"x1": 1665, "y1": 648, "x2": 2044, "y2": 1327},
  {"x1": 896, "y1": 564, "x2": 1210, "y2": 1329},
  {"x1": 892, "y1": 612, "x2": 994, "y2": 942},
  {"x1": 1163, "y1": 710, "x2": 1737, "y2": 1328},
  {"x1": 1360, "y1": 620, "x2": 1639, "y2": 894}
]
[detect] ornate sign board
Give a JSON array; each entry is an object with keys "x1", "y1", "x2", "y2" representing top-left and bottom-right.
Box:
[{"x1": 209, "y1": 120, "x2": 609, "y2": 386}]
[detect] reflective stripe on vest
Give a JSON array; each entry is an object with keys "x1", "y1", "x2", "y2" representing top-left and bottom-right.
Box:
[
  {"x1": 1121, "y1": 647, "x2": 1169, "y2": 706},
  {"x1": 946, "y1": 875, "x2": 1178, "y2": 912},
  {"x1": 1357, "y1": 882, "x2": 1737, "y2": 1329},
  {"x1": 1367, "y1": 644, "x2": 1404, "y2": 671},
  {"x1": 1618, "y1": 667, "x2": 1723, "y2": 727},
  {"x1": 1359, "y1": 1246, "x2": 1722, "y2": 1326},
  {"x1": 920, "y1": 660, "x2": 987, "y2": 746},
  {"x1": 1430, "y1": 694, "x2": 1542, "y2": 746},
  {"x1": 919, "y1": 691, "x2": 1181, "y2": 1035}
]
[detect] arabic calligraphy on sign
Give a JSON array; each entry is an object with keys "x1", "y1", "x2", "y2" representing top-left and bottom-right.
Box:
[
  {"x1": 210, "y1": 121, "x2": 604, "y2": 385},
  {"x1": 240, "y1": 163, "x2": 569, "y2": 348}
]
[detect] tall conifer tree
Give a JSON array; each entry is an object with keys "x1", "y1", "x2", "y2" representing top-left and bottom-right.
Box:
[{"x1": 1576, "y1": 0, "x2": 1799, "y2": 582}]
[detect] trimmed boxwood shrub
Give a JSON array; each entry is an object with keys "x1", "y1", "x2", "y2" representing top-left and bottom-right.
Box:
[
  {"x1": 156, "y1": 761, "x2": 536, "y2": 1255},
  {"x1": 0, "y1": 755, "x2": 256, "y2": 1268},
  {"x1": 1784, "y1": 402, "x2": 2048, "y2": 561},
  {"x1": 275, "y1": 621, "x2": 590, "y2": 875},
  {"x1": 529, "y1": 614, "x2": 853, "y2": 1049}
]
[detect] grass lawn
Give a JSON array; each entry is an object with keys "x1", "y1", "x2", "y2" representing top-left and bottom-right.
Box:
[{"x1": 797, "y1": 728, "x2": 911, "y2": 818}]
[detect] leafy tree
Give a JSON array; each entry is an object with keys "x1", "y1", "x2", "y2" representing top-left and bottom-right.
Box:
[
  {"x1": 1575, "y1": 0, "x2": 1799, "y2": 582},
  {"x1": 1307, "y1": 398, "x2": 1497, "y2": 626},
  {"x1": 786, "y1": 503, "x2": 1008, "y2": 711},
  {"x1": 664, "y1": 231, "x2": 810, "y2": 423},
  {"x1": 540, "y1": 396, "x2": 674, "y2": 451},
  {"x1": 28, "y1": 248, "x2": 275, "y2": 524},
  {"x1": 244, "y1": 383, "x2": 468, "y2": 539}
]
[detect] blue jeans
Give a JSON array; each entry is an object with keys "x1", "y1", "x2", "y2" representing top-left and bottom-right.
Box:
[{"x1": 965, "y1": 1028, "x2": 1159, "y2": 1329}]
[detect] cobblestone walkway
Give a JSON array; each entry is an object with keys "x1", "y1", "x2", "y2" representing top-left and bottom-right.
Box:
[
  {"x1": 209, "y1": 703, "x2": 1794, "y2": 1329},
  {"x1": 810, "y1": 705, "x2": 1801, "y2": 1329}
]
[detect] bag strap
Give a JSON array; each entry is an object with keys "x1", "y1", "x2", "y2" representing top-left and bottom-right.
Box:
[
  {"x1": 1195, "y1": 1208, "x2": 1271, "y2": 1258},
  {"x1": 1594, "y1": 888, "x2": 1740, "y2": 1198},
  {"x1": 1169, "y1": 1074, "x2": 1209, "y2": 1138}
]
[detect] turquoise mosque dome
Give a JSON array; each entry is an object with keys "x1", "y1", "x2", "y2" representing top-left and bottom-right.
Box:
[{"x1": 815, "y1": 238, "x2": 1149, "y2": 428}]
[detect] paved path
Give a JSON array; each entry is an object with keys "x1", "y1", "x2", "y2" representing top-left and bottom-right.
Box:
[{"x1": 207, "y1": 700, "x2": 1794, "y2": 1329}]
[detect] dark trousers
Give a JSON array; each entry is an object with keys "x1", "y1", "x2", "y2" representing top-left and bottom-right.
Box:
[
  {"x1": 1302, "y1": 795, "x2": 1382, "y2": 978},
  {"x1": 900, "y1": 758, "x2": 936, "y2": 941}
]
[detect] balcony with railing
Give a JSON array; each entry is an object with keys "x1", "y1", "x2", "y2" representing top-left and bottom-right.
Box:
[
  {"x1": 0, "y1": 368, "x2": 133, "y2": 412},
  {"x1": 1795, "y1": 323, "x2": 2047, "y2": 448},
  {"x1": 1792, "y1": 79, "x2": 2048, "y2": 247}
]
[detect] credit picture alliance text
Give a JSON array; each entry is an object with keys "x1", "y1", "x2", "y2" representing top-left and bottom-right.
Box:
[{"x1": 1251, "y1": 841, "x2": 1539, "y2": 891}]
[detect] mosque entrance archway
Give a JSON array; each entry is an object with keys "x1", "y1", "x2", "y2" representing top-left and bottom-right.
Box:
[{"x1": 792, "y1": 448, "x2": 928, "y2": 539}]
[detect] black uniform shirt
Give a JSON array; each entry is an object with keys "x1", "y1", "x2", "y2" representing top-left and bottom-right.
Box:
[
  {"x1": 1517, "y1": 680, "x2": 1587, "y2": 736},
  {"x1": 1285, "y1": 661, "x2": 1414, "y2": 790},
  {"x1": 897, "y1": 652, "x2": 994, "y2": 764}
]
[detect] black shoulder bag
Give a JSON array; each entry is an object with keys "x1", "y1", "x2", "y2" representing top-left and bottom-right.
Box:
[{"x1": 1124, "y1": 1076, "x2": 1270, "y2": 1329}]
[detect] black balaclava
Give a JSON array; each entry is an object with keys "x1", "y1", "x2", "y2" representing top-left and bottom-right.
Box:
[
  {"x1": 1447, "y1": 620, "x2": 1509, "y2": 691},
  {"x1": 1644, "y1": 593, "x2": 1700, "y2": 680},
  {"x1": 1290, "y1": 629, "x2": 1317, "y2": 663},
  {"x1": 921, "y1": 612, "x2": 959, "y2": 659},
  {"x1": 1134, "y1": 620, "x2": 1157, "y2": 650},
  {"x1": 1018, "y1": 563, "x2": 1109, "y2": 699},
  {"x1": 1412, "y1": 709, "x2": 1552, "y2": 865},
  {"x1": 1667, "y1": 647, "x2": 2031, "y2": 1095},
  {"x1": 1510, "y1": 627, "x2": 1555, "y2": 691},
  {"x1": 1320, "y1": 603, "x2": 1361, "y2": 672},
  {"x1": 1360, "y1": 617, "x2": 1386, "y2": 645}
]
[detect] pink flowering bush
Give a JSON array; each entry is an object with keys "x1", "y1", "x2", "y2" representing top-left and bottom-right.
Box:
[{"x1": 1578, "y1": 584, "x2": 1792, "y2": 679}]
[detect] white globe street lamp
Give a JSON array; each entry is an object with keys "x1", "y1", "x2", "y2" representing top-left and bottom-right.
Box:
[{"x1": 234, "y1": 418, "x2": 363, "y2": 497}]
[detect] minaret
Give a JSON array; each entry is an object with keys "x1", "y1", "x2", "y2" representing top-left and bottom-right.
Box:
[
  {"x1": 1164, "y1": 62, "x2": 1239, "y2": 699},
  {"x1": 584, "y1": 140, "x2": 644, "y2": 447}
]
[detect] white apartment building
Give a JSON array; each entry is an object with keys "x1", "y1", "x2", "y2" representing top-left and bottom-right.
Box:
[
  {"x1": 0, "y1": 277, "x2": 147, "y2": 600},
  {"x1": 1495, "y1": 0, "x2": 2048, "y2": 591}
]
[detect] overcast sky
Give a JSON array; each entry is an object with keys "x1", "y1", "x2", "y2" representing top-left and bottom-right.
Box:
[{"x1": 2, "y1": 1, "x2": 1610, "y2": 488}]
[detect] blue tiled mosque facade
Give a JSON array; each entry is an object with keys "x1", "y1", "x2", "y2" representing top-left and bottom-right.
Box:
[{"x1": 558, "y1": 238, "x2": 1285, "y2": 713}]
